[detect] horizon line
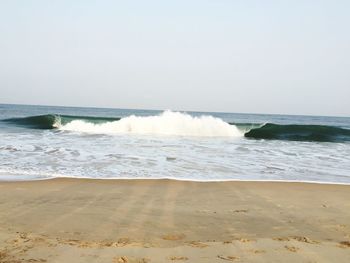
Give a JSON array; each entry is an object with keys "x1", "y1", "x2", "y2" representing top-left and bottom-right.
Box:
[{"x1": 0, "y1": 102, "x2": 349, "y2": 119}]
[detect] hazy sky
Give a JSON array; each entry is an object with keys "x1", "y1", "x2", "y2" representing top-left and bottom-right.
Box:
[{"x1": 0, "y1": 1, "x2": 349, "y2": 116}]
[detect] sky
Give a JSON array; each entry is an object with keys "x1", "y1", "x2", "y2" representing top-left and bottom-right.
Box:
[{"x1": 0, "y1": 0, "x2": 349, "y2": 116}]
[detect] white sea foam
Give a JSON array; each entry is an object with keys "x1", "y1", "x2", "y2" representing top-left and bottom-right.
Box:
[{"x1": 58, "y1": 111, "x2": 243, "y2": 137}]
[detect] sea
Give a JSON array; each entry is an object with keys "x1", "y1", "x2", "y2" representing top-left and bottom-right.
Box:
[{"x1": 1, "y1": 104, "x2": 350, "y2": 184}]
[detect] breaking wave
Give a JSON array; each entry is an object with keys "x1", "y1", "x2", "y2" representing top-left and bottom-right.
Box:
[
  {"x1": 58, "y1": 111, "x2": 242, "y2": 137},
  {"x1": 3, "y1": 112, "x2": 350, "y2": 141},
  {"x1": 3, "y1": 111, "x2": 241, "y2": 137}
]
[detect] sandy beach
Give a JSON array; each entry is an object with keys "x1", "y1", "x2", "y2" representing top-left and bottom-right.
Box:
[{"x1": 0, "y1": 179, "x2": 349, "y2": 262}]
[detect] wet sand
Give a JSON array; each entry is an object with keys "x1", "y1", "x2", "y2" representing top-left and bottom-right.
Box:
[{"x1": 0, "y1": 179, "x2": 349, "y2": 262}]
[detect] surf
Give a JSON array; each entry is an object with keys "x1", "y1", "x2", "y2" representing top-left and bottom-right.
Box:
[
  {"x1": 3, "y1": 111, "x2": 350, "y2": 142},
  {"x1": 58, "y1": 111, "x2": 242, "y2": 137}
]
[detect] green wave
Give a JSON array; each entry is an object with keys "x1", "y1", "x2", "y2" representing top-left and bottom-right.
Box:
[
  {"x1": 3, "y1": 114, "x2": 121, "y2": 129},
  {"x1": 244, "y1": 123, "x2": 350, "y2": 142}
]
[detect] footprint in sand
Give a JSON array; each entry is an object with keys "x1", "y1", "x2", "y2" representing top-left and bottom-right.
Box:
[
  {"x1": 58, "y1": 237, "x2": 131, "y2": 248},
  {"x1": 237, "y1": 238, "x2": 255, "y2": 243},
  {"x1": 232, "y1": 209, "x2": 248, "y2": 213},
  {"x1": 169, "y1": 256, "x2": 188, "y2": 261},
  {"x1": 217, "y1": 255, "x2": 240, "y2": 261},
  {"x1": 115, "y1": 237, "x2": 131, "y2": 247},
  {"x1": 113, "y1": 256, "x2": 150, "y2": 263},
  {"x1": 291, "y1": 236, "x2": 319, "y2": 244},
  {"x1": 273, "y1": 237, "x2": 290, "y2": 242},
  {"x1": 284, "y1": 245, "x2": 300, "y2": 252},
  {"x1": 249, "y1": 249, "x2": 265, "y2": 254},
  {"x1": 273, "y1": 236, "x2": 319, "y2": 244},
  {"x1": 162, "y1": 234, "x2": 185, "y2": 241},
  {"x1": 0, "y1": 249, "x2": 47, "y2": 263},
  {"x1": 338, "y1": 241, "x2": 350, "y2": 248},
  {"x1": 186, "y1": 241, "x2": 208, "y2": 248},
  {"x1": 0, "y1": 250, "x2": 10, "y2": 261}
]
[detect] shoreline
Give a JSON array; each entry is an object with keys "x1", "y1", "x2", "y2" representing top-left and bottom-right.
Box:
[
  {"x1": 1, "y1": 178, "x2": 349, "y2": 262},
  {"x1": 1, "y1": 176, "x2": 350, "y2": 186}
]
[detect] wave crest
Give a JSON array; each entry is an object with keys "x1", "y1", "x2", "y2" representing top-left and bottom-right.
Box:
[{"x1": 59, "y1": 111, "x2": 243, "y2": 137}]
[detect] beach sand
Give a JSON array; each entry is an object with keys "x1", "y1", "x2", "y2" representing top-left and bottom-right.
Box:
[{"x1": 0, "y1": 179, "x2": 349, "y2": 262}]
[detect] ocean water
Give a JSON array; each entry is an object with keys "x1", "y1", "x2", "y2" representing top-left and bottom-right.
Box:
[{"x1": 1, "y1": 104, "x2": 350, "y2": 184}]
